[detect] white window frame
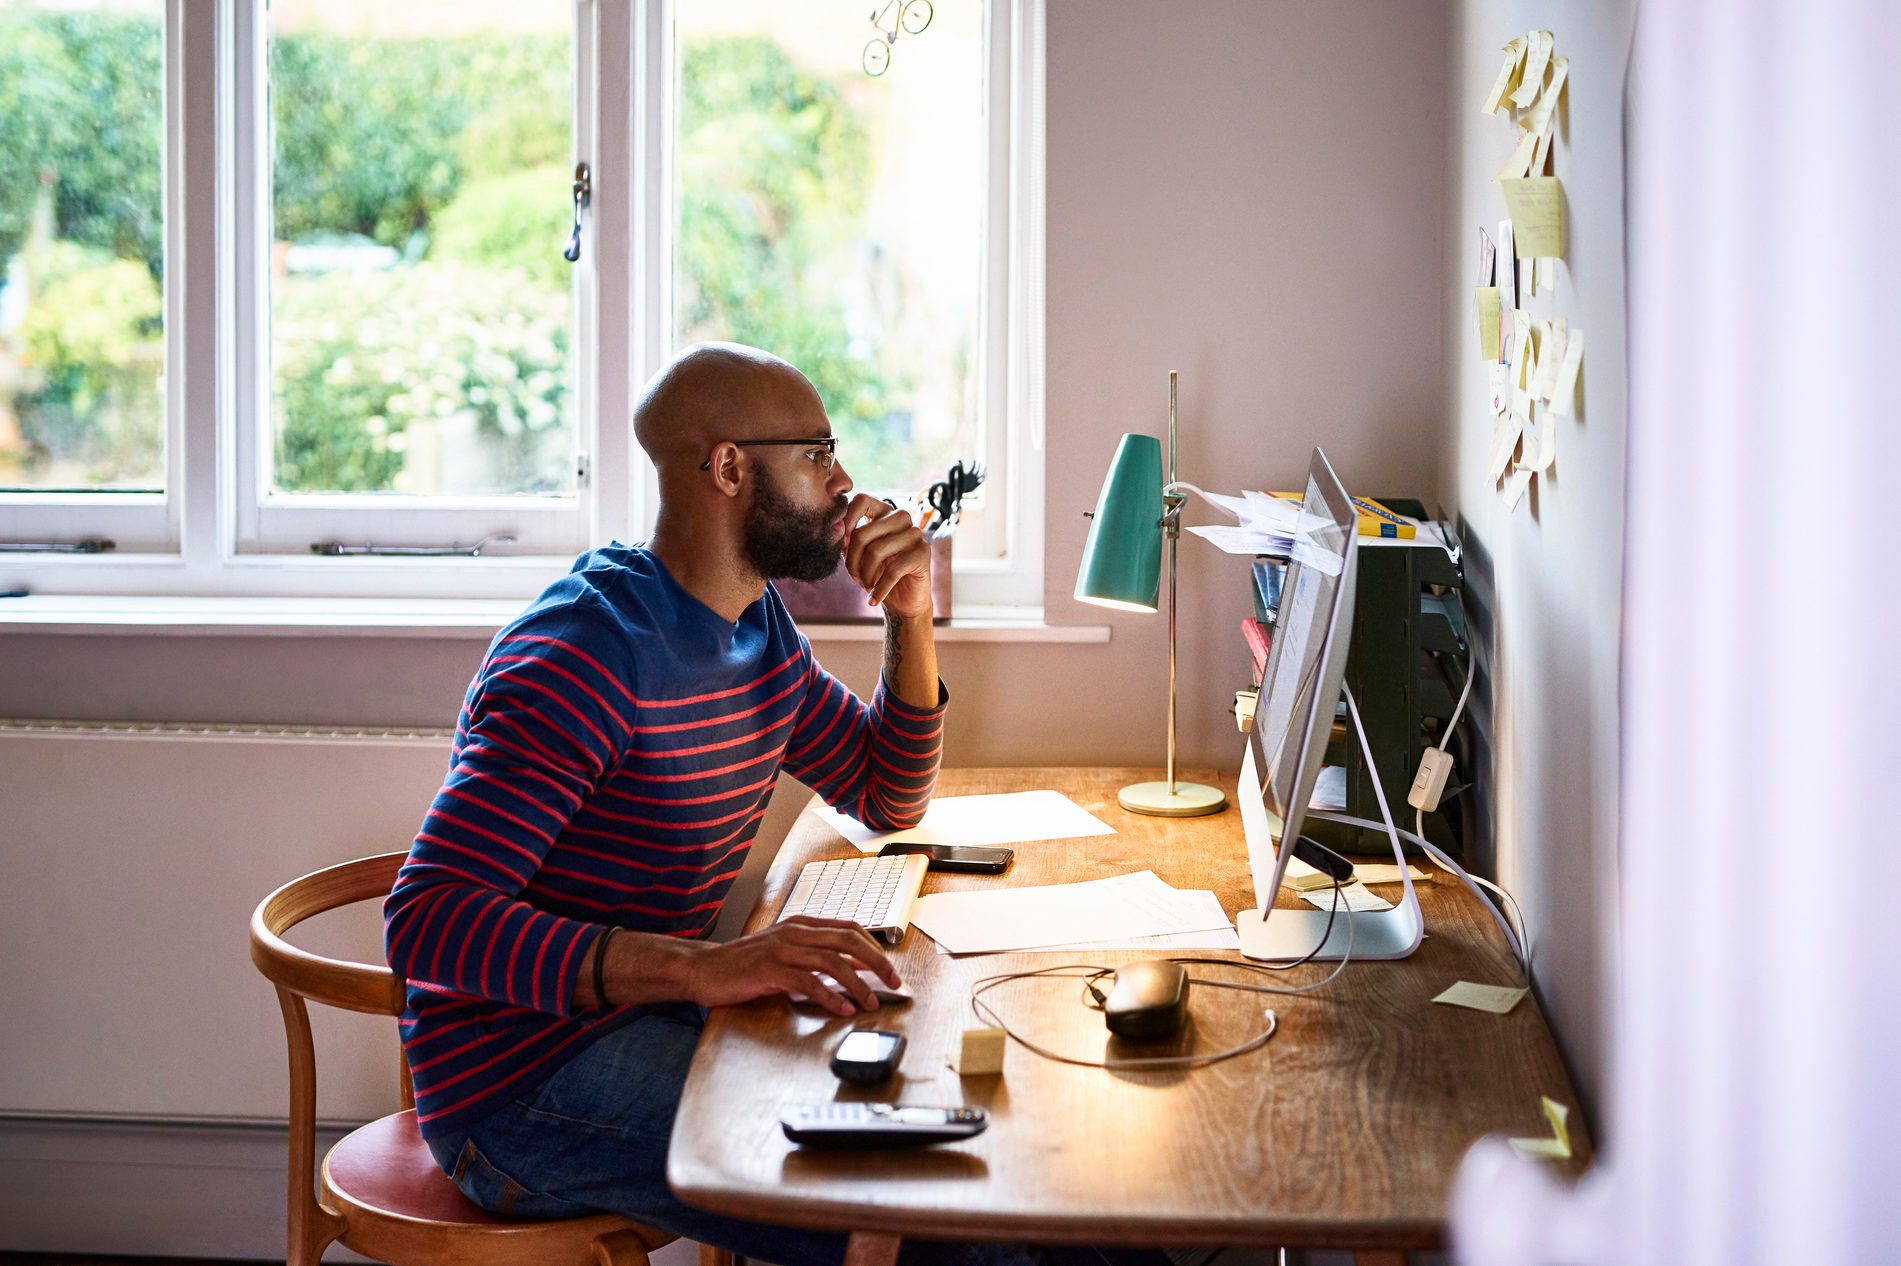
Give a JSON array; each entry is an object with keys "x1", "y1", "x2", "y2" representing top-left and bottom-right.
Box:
[
  {"x1": 0, "y1": 0, "x2": 185, "y2": 559},
  {"x1": 0, "y1": 0, "x2": 1043, "y2": 613}
]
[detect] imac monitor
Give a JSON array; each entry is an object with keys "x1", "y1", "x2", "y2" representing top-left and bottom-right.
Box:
[{"x1": 1234, "y1": 446, "x2": 1423, "y2": 963}]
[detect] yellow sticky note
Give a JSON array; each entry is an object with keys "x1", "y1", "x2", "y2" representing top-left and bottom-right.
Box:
[
  {"x1": 1433, "y1": 980, "x2": 1528, "y2": 1013},
  {"x1": 1510, "y1": 30, "x2": 1554, "y2": 110},
  {"x1": 1525, "y1": 55, "x2": 1570, "y2": 143},
  {"x1": 1284, "y1": 871, "x2": 1338, "y2": 893},
  {"x1": 1481, "y1": 36, "x2": 1528, "y2": 115},
  {"x1": 1476, "y1": 287, "x2": 1502, "y2": 360},
  {"x1": 1494, "y1": 131, "x2": 1537, "y2": 183},
  {"x1": 1498, "y1": 177, "x2": 1564, "y2": 258},
  {"x1": 1354, "y1": 863, "x2": 1430, "y2": 886},
  {"x1": 1509, "y1": 1096, "x2": 1573, "y2": 1160}
]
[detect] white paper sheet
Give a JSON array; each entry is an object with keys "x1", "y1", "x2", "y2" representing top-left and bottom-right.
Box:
[
  {"x1": 1186, "y1": 523, "x2": 1295, "y2": 556},
  {"x1": 910, "y1": 869, "x2": 1232, "y2": 956},
  {"x1": 936, "y1": 888, "x2": 1242, "y2": 955},
  {"x1": 810, "y1": 789, "x2": 1115, "y2": 855}
]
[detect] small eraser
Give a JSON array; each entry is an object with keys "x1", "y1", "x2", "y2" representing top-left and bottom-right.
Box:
[{"x1": 951, "y1": 1027, "x2": 1006, "y2": 1076}]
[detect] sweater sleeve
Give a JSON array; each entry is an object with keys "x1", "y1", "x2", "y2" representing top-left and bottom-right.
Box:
[
  {"x1": 383, "y1": 601, "x2": 634, "y2": 1017},
  {"x1": 780, "y1": 636, "x2": 947, "y2": 831}
]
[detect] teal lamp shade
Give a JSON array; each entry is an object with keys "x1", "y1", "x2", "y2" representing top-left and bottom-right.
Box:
[{"x1": 1074, "y1": 433, "x2": 1164, "y2": 611}]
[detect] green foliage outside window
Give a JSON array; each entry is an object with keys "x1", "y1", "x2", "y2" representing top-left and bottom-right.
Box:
[{"x1": 0, "y1": 12, "x2": 905, "y2": 495}]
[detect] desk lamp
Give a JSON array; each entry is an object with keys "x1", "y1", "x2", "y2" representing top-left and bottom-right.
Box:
[{"x1": 1074, "y1": 372, "x2": 1227, "y2": 817}]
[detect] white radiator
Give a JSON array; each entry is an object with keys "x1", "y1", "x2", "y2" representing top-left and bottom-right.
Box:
[{"x1": 0, "y1": 721, "x2": 456, "y2": 1125}]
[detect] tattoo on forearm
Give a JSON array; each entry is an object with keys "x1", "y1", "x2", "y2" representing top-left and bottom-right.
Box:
[{"x1": 884, "y1": 616, "x2": 904, "y2": 683}]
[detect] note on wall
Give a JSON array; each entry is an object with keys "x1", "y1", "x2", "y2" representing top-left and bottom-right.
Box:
[
  {"x1": 1476, "y1": 287, "x2": 1502, "y2": 361},
  {"x1": 1485, "y1": 411, "x2": 1524, "y2": 484},
  {"x1": 1525, "y1": 55, "x2": 1570, "y2": 144},
  {"x1": 1510, "y1": 30, "x2": 1554, "y2": 110},
  {"x1": 1499, "y1": 466, "x2": 1534, "y2": 510},
  {"x1": 1532, "y1": 318, "x2": 1569, "y2": 399},
  {"x1": 1481, "y1": 35, "x2": 1529, "y2": 115},
  {"x1": 1550, "y1": 329, "x2": 1586, "y2": 418},
  {"x1": 1499, "y1": 177, "x2": 1565, "y2": 258},
  {"x1": 1494, "y1": 130, "x2": 1537, "y2": 182},
  {"x1": 1496, "y1": 220, "x2": 1517, "y2": 306}
]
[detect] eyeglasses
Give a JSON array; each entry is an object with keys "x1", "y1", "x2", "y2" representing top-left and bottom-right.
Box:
[{"x1": 700, "y1": 436, "x2": 839, "y2": 472}]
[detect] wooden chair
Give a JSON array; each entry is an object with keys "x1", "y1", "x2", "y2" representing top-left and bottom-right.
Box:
[{"x1": 250, "y1": 851, "x2": 731, "y2": 1266}]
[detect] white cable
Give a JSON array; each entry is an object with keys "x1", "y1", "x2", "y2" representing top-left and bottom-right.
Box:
[
  {"x1": 967, "y1": 963, "x2": 1285, "y2": 1070},
  {"x1": 1439, "y1": 656, "x2": 1475, "y2": 749},
  {"x1": 1312, "y1": 808, "x2": 1531, "y2": 979},
  {"x1": 1416, "y1": 805, "x2": 1530, "y2": 963}
]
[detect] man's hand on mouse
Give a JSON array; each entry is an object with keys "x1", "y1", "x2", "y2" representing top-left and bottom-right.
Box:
[
  {"x1": 679, "y1": 916, "x2": 903, "y2": 1017},
  {"x1": 840, "y1": 492, "x2": 933, "y2": 618}
]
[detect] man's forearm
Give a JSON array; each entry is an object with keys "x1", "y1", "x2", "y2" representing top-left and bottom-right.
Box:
[
  {"x1": 572, "y1": 926, "x2": 703, "y2": 1009},
  {"x1": 882, "y1": 611, "x2": 939, "y2": 709}
]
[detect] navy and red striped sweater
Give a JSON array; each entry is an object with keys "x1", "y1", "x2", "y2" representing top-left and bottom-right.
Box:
[{"x1": 383, "y1": 544, "x2": 946, "y2": 1142}]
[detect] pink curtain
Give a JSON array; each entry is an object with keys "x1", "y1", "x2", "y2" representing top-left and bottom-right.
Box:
[{"x1": 1453, "y1": 2, "x2": 1901, "y2": 1262}]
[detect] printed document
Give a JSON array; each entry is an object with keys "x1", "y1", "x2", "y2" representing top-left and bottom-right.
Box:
[
  {"x1": 911, "y1": 869, "x2": 1232, "y2": 955},
  {"x1": 811, "y1": 789, "x2": 1115, "y2": 855}
]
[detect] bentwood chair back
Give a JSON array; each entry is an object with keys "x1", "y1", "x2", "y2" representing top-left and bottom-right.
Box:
[{"x1": 249, "y1": 851, "x2": 723, "y2": 1266}]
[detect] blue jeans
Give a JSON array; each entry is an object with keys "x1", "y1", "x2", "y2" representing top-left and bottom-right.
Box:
[{"x1": 424, "y1": 1005, "x2": 1045, "y2": 1266}]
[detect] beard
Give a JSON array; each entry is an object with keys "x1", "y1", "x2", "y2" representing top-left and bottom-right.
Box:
[{"x1": 741, "y1": 460, "x2": 847, "y2": 583}]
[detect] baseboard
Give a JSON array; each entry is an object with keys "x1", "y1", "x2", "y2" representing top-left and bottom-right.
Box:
[{"x1": 0, "y1": 1114, "x2": 367, "y2": 1261}]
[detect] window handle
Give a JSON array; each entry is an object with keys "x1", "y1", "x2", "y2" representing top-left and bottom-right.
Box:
[
  {"x1": 309, "y1": 533, "x2": 517, "y2": 558},
  {"x1": 564, "y1": 161, "x2": 591, "y2": 263},
  {"x1": 0, "y1": 537, "x2": 117, "y2": 554}
]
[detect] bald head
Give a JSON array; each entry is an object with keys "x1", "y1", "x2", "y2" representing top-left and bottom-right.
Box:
[{"x1": 633, "y1": 342, "x2": 827, "y2": 481}]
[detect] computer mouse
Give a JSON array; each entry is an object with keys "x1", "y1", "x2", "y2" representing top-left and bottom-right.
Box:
[{"x1": 1103, "y1": 959, "x2": 1189, "y2": 1039}]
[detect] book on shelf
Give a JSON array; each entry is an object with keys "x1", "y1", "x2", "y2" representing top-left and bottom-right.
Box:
[
  {"x1": 1266, "y1": 491, "x2": 1419, "y2": 539},
  {"x1": 1241, "y1": 617, "x2": 1272, "y2": 682},
  {"x1": 1251, "y1": 559, "x2": 1285, "y2": 624}
]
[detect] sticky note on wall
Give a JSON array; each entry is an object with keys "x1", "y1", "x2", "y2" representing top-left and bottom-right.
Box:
[
  {"x1": 1475, "y1": 287, "x2": 1502, "y2": 360},
  {"x1": 1498, "y1": 177, "x2": 1565, "y2": 258}
]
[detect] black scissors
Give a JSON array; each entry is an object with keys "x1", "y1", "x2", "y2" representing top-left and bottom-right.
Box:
[{"x1": 927, "y1": 461, "x2": 984, "y2": 525}]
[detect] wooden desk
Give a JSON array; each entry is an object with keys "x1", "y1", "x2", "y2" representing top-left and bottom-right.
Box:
[{"x1": 669, "y1": 768, "x2": 1589, "y2": 1266}]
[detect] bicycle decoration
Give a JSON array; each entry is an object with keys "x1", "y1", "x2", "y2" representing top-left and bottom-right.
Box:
[{"x1": 862, "y1": 0, "x2": 933, "y2": 76}]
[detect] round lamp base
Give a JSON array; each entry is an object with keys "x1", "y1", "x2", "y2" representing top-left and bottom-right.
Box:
[{"x1": 1117, "y1": 780, "x2": 1227, "y2": 818}]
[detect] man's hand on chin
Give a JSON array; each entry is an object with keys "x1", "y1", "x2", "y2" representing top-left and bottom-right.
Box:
[{"x1": 841, "y1": 492, "x2": 933, "y2": 619}]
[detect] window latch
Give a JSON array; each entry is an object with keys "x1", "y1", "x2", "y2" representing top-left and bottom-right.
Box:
[
  {"x1": 564, "y1": 161, "x2": 591, "y2": 263},
  {"x1": 0, "y1": 537, "x2": 117, "y2": 554},
  {"x1": 310, "y1": 533, "x2": 517, "y2": 558}
]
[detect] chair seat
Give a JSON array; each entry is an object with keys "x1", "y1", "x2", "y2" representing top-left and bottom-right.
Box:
[
  {"x1": 319, "y1": 1110, "x2": 672, "y2": 1266},
  {"x1": 324, "y1": 1110, "x2": 524, "y2": 1226}
]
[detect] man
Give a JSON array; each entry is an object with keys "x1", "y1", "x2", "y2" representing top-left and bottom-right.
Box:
[{"x1": 384, "y1": 342, "x2": 965, "y2": 1266}]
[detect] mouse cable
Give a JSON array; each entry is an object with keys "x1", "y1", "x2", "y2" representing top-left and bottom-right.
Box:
[{"x1": 967, "y1": 963, "x2": 1280, "y2": 1071}]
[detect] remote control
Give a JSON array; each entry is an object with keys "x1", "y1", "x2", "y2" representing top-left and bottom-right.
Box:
[{"x1": 779, "y1": 1103, "x2": 987, "y2": 1147}]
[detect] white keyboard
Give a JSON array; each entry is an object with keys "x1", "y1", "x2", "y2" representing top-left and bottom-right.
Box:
[{"x1": 776, "y1": 852, "x2": 930, "y2": 944}]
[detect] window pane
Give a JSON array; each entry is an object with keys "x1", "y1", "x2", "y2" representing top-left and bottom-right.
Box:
[
  {"x1": 0, "y1": 0, "x2": 165, "y2": 494},
  {"x1": 269, "y1": 3, "x2": 575, "y2": 498},
  {"x1": 673, "y1": 0, "x2": 984, "y2": 497}
]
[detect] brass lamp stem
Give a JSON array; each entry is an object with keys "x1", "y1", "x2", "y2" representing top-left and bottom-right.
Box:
[{"x1": 1166, "y1": 371, "x2": 1179, "y2": 795}]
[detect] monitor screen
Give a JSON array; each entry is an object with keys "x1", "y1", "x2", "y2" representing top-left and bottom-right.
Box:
[{"x1": 1242, "y1": 447, "x2": 1358, "y2": 912}]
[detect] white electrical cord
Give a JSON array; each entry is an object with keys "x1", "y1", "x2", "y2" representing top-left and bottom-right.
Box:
[
  {"x1": 1440, "y1": 656, "x2": 1476, "y2": 749},
  {"x1": 969, "y1": 962, "x2": 1282, "y2": 1072},
  {"x1": 1310, "y1": 808, "x2": 1532, "y2": 980}
]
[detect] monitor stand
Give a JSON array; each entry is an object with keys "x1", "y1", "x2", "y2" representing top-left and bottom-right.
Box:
[
  {"x1": 1235, "y1": 901, "x2": 1423, "y2": 962},
  {"x1": 1234, "y1": 686, "x2": 1424, "y2": 963}
]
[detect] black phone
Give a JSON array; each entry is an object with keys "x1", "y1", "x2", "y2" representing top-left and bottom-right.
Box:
[
  {"x1": 829, "y1": 1029, "x2": 906, "y2": 1084},
  {"x1": 877, "y1": 843, "x2": 1013, "y2": 874}
]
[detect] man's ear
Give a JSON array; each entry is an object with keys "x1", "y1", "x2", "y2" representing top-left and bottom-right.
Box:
[{"x1": 706, "y1": 445, "x2": 747, "y2": 498}]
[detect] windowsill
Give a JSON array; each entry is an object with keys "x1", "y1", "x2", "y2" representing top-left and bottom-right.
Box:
[{"x1": 0, "y1": 594, "x2": 1110, "y2": 643}]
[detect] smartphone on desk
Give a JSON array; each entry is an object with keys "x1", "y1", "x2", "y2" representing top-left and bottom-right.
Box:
[{"x1": 878, "y1": 843, "x2": 1012, "y2": 874}]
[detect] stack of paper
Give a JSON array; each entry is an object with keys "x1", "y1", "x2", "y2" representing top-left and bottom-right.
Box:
[
  {"x1": 911, "y1": 869, "x2": 1235, "y2": 956},
  {"x1": 809, "y1": 790, "x2": 1115, "y2": 855}
]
